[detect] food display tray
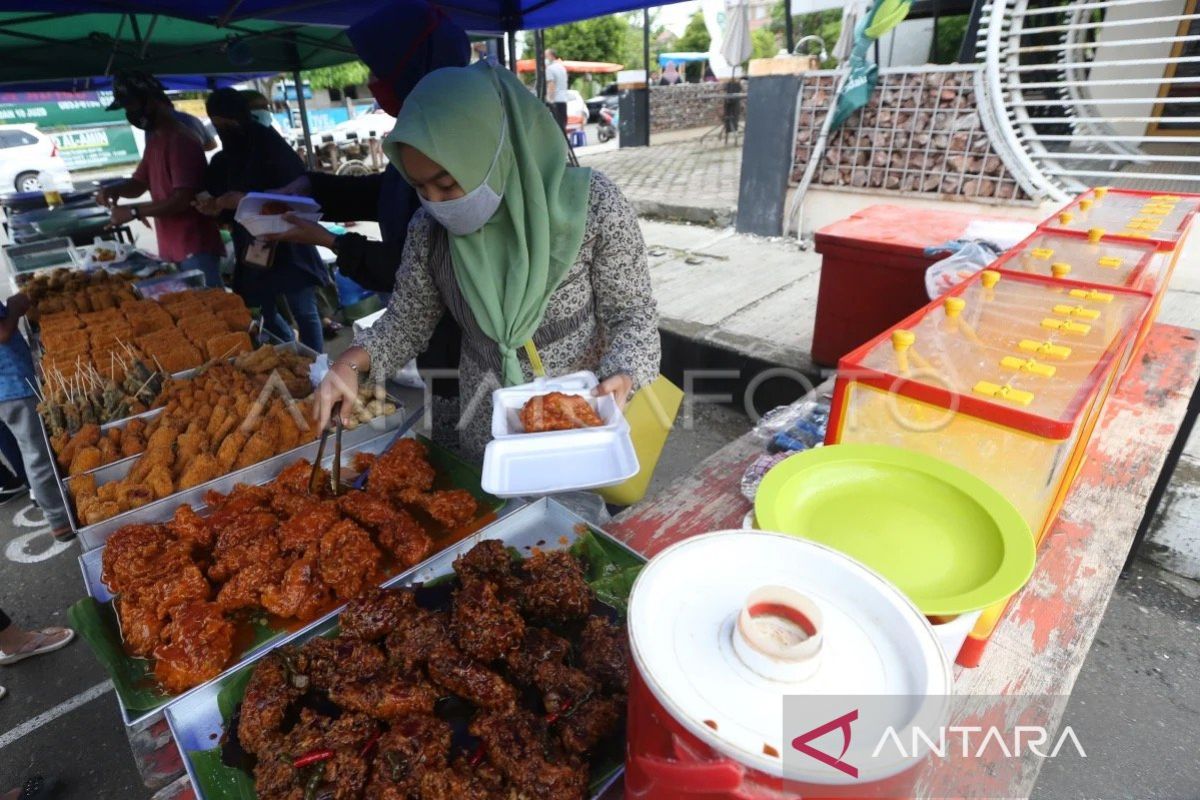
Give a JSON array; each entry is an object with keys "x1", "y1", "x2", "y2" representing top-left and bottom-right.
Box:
[
  {"x1": 165, "y1": 497, "x2": 641, "y2": 799},
  {"x1": 132, "y1": 269, "x2": 208, "y2": 300},
  {"x1": 75, "y1": 400, "x2": 422, "y2": 551},
  {"x1": 74, "y1": 426, "x2": 502, "y2": 727}
]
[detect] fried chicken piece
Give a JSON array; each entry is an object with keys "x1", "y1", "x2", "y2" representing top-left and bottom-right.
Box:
[
  {"x1": 101, "y1": 524, "x2": 185, "y2": 592},
  {"x1": 273, "y1": 459, "x2": 322, "y2": 496},
  {"x1": 120, "y1": 432, "x2": 146, "y2": 459},
  {"x1": 453, "y1": 540, "x2": 520, "y2": 595},
  {"x1": 165, "y1": 504, "x2": 214, "y2": 550},
  {"x1": 519, "y1": 392, "x2": 603, "y2": 433},
  {"x1": 352, "y1": 452, "x2": 376, "y2": 473},
  {"x1": 208, "y1": 510, "x2": 280, "y2": 582},
  {"x1": 365, "y1": 715, "x2": 452, "y2": 796},
  {"x1": 79, "y1": 499, "x2": 120, "y2": 525},
  {"x1": 416, "y1": 767, "x2": 508, "y2": 800},
  {"x1": 68, "y1": 446, "x2": 101, "y2": 476},
  {"x1": 276, "y1": 500, "x2": 341, "y2": 555},
  {"x1": 533, "y1": 661, "x2": 598, "y2": 717},
  {"x1": 145, "y1": 424, "x2": 179, "y2": 453},
  {"x1": 175, "y1": 430, "x2": 208, "y2": 469},
  {"x1": 451, "y1": 578, "x2": 524, "y2": 663},
  {"x1": 234, "y1": 421, "x2": 280, "y2": 470},
  {"x1": 294, "y1": 638, "x2": 387, "y2": 690},
  {"x1": 579, "y1": 615, "x2": 630, "y2": 692},
  {"x1": 340, "y1": 588, "x2": 416, "y2": 642},
  {"x1": 96, "y1": 436, "x2": 118, "y2": 465},
  {"x1": 408, "y1": 489, "x2": 478, "y2": 529},
  {"x1": 329, "y1": 673, "x2": 439, "y2": 721},
  {"x1": 215, "y1": 431, "x2": 247, "y2": 471},
  {"x1": 518, "y1": 550, "x2": 592, "y2": 623},
  {"x1": 69, "y1": 473, "x2": 97, "y2": 503},
  {"x1": 239, "y1": 653, "x2": 300, "y2": 758},
  {"x1": 427, "y1": 646, "x2": 518, "y2": 712},
  {"x1": 215, "y1": 560, "x2": 285, "y2": 613},
  {"x1": 384, "y1": 607, "x2": 450, "y2": 673},
  {"x1": 178, "y1": 453, "x2": 222, "y2": 490},
  {"x1": 470, "y1": 708, "x2": 588, "y2": 800},
  {"x1": 115, "y1": 482, "x2": 155, "y2": 512},
  {"x1": 204, "y1": 483, "x2": 271, "y2": 528},
  {"x1": 367, "y1": 437, "x2": 435, "y2": 498},
  {"x1": 115, "y1": 596, "x2": 164, "y2": 657},
  {"x1": 503, "y1": 627, "x2": 572, "y2": 687},
  {"x1": 153, "y1": 601, "x2": 234, "y2": 693},
  {"x1": 260, "y1": 556, "x2": 333, "y2": 621},
  {"x1": 121, "y1": 562, "x2": 212, "y2": 622},
  {"x1": 318, "y1": 520, "x2": 382, "y2": 601},
  {"x1": 145, "y1": 464, "x2": 175, "y2": 500},
  {"x1": 337, "y1": 493, "x2": 431, "y2": 569},
  {"x1": 556, "y1": 693, "x2": 626, "y2": 755}
]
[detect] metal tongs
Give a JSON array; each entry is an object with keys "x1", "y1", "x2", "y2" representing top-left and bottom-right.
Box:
[{"x1": 310, "y1": 400, "x2": 343, "y2": 496}]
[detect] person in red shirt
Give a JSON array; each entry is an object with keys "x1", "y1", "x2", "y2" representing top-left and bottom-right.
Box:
[{"x1": 96, "y1": 72, "x2": 225, "y2": 287}]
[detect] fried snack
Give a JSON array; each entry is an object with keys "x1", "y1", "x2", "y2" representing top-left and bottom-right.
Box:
[
  {"x1": 203, "y1": 331, "x2": 253, "y2": 360},
  {"x1": 68, "y1": 446, "x2": 102, "y2": 476},
  {"x1": 153, "y1": 601, "x2": 234, "y2": 693},
  {"x1": 178, "y1": 454, "x2": 222, "y2": 490},
  {"x1": 519, "y1": 391, "x2": 604, "y2": 433}
]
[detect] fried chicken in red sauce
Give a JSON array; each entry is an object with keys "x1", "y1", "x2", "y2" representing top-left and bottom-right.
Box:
[
  {"x1": 519, "y1": 391, "x2": 603, "y2": 433},
  {"x1": 518, "y1": 550, "x2": 592, "y2": 623},
  {"x1": 153, "y1": 601, "x2": 233, "y2": 693}
]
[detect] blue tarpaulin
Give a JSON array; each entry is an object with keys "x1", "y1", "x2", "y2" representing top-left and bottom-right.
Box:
[{"x1": 0, "y1": 1, "x2": 691, "y2": 35}]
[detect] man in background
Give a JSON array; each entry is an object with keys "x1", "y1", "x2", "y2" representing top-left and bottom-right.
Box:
[
  {"x1": 97, "y1": 71, "x2": 225, "y2": 287},
  {"x1": 545, "y1": 48, "x2": 569, "y2": 132}
]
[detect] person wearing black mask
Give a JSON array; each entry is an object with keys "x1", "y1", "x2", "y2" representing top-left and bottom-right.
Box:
[
  {"x1": 263, "y1": 0, "x2": 470, "y2": 381},
  {"x1": 194, "y1": 88, "x2": 328, "y2": 353},
  {"x1": 95, "y1": 71, "x2": 224, "y2": 287}
]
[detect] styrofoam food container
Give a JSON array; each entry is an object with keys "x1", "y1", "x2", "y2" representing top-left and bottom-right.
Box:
[
  {"x1": 481, "y1": 427, "x2": 639, "y2": 498},
  {"x1": 491, "y1": 370, "x2": 626, "y2": 439},
  {"x1": 234, "y1": 192, "x2": 322, "y2": 236}
]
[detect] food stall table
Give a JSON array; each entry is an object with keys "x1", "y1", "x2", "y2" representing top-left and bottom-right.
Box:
[{"x1": 601, "y1": 322, "x2": 1200, "y2": 799}]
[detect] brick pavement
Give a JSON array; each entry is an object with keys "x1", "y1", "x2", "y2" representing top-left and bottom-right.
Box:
[{"x1": 578, "y1": 130, "x2": 742, "y2": 226}]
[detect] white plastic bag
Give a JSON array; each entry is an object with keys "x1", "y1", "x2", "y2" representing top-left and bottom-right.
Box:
[{"x1": 924, "y1": 240, "x2": 1001, "y2": 299}]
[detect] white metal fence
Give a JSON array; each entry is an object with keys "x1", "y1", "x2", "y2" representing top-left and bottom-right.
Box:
[{"x1": 976, "y1": 0, "x2": 1200, "y2": 202}]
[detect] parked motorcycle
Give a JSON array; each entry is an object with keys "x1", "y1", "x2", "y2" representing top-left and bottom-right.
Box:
[{"x1": 597, "y1": 107, "x2": 616, "y2": 143}]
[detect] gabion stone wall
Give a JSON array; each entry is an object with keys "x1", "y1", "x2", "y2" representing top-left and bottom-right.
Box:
[
  {"x1": 792, "y1": 70, "x2": 1029, "y2": 201},
  {"x1": 650, "y1": 82, "x2": 744, "y2": 133}
]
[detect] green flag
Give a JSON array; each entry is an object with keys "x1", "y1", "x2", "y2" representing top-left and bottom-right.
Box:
[{"x1": 829, "y1": 0, "x2": 912, "y2": 130}]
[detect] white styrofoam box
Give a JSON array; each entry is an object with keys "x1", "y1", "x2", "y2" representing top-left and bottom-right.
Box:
[
  {"x1": 929, "y1": 610, "x2": 983, "y2": 662},
  {"x1": 491, "y1": 371, "x2": 626, "y2": 439},
  {"x1": 481, "y1": 427, "x2": 639, "y2": 498},
  {"x1": 234, "y1": 192, "x2": 322, "y2": 237}
]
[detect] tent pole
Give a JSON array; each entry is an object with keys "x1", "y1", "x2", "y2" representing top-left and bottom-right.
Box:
[
  {"x1": 784, "y1": 0, "x2": 794, "y2": 54},
  {"x1": 507, "y1": 32, "x2": 518, "y2": 74},
  {"x1": 293, "y1": 67, "x2": 315, "y2": 169},
  {"x1": 643, "y1": 7, "x2": 651, "y2": 146},
  {"x1": 535, "y1": 29, "x2": 546, "y2": 102}
]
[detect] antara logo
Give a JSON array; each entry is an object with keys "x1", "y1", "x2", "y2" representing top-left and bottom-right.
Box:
[{"x1": 791, "y1": 710, "x2": 859, "y2": 778}]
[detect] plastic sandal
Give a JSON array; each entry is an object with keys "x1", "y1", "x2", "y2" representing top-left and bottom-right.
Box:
[{"x1": 0, "y1": 628, "x2": 75, "y2": 666}]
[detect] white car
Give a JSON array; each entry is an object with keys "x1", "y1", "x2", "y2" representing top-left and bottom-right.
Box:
[
  {"x1": 0, "y1": 124, "x2": 74, "y2": 194},
  {"x1": 328, "y1": 107, "x2": 396, "y2": 141}
]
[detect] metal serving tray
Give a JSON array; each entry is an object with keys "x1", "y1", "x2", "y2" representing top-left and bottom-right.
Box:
[
  {"x1": 77, "y1": 428, "x2": 416, "y2": 727},
  {"x1": 166, "y1": 497, "x2": 638, "y2": 799},
  {"x1": 76, "y1": 401, "x2": 421, "y2": 551},
  {"x1": 132, "y1": 269, "x2": 207, "y2": 300}
]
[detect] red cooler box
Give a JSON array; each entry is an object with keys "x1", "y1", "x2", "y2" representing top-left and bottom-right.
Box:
[{"x1": 812, "y1": 205, "x2": 1010, "y2": 366}]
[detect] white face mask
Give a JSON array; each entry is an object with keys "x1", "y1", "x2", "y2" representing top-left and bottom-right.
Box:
[
  {"x1": 419, "y1": 97, "x2": 506, "y2": 236},
  {"x1": 250, "y1": 109, "x2": 274, "y2": 127}
]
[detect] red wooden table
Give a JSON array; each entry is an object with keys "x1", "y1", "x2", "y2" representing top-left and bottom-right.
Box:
[{"x1": 603, "y1": 323, "x2": 1200, "y2": 798}]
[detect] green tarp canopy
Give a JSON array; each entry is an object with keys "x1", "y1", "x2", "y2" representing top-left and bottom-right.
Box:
[{"x1": 0, "y1": 12, "x2": 357, "y2": 85}]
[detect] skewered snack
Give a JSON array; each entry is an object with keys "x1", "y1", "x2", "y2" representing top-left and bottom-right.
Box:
[
  {"x1": 100, "y1": 447, "x2": 477, "y2": 693},
  {"x1": 229, "y1": 539, "x2": 628, "y2": 800},
  {"x1": 520, "y1": 392, "x2": 604, "y2": 433},
  {"x1": 38, "y1": 351, "x2": 165, "y2": 436},
  {"x1": 71, "y1": 360, "x2": 316, "y2": 523}
]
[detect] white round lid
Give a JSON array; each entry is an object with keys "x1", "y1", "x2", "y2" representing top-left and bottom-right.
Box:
[{"x1": 627, "y1": 530, "x2": 952, "y2": 783}]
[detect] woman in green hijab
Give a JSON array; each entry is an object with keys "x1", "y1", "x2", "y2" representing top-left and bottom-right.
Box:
[{"x1": 315, "y1": 62, "x2": 660, "y2": 458}]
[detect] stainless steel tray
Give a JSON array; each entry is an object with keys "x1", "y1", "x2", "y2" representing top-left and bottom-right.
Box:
[
  {"x1": 78, "y1": 427, "x2": 417, "y2": 727},
  {"x1": 166, "y1": 497, "x2": 637, "y2": 799},
  {"x1": 132, "y1": 269, "x2": 206, "y2": 299},
  {"x1": 76, "y1": 401, "x2": 421, "y2": 551}
]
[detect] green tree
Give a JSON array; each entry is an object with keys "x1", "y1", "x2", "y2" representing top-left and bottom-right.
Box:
[
  {"x1": 931, "y1": 14, "x2": 969, "y2": 63},
  {"x1": 302, "y1": 60, "x2": 369, "y2": 91},
  {"x1": 526, "y1": 16, "x2": 627, "y2": 64},
  {"x1": 751, "y1": 27, "x2": 779, "y2": 60},
  {"x1": 620, "y1": 11, "x2": 670, "y2": 73},
  {"x1": 674, "y1": 11, "x2": 711, "y2": 81}
]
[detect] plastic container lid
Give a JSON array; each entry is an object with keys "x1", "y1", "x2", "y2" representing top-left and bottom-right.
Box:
[
  {"x1": 628, "y1": 531, "x2": 951, "y2": 784},
  {"x1": 481, "y1": 427, "x2": 639, "y2": 498},
  {"x1": 991, "y1": 229, "x2": 1158, "y2": 290},
  {"x1": 1040, "y1": 188, "x2": 1200, "y2": 250},
  {"x1": 813, "y1": 204, "x2": 1015, "y2": 258}
]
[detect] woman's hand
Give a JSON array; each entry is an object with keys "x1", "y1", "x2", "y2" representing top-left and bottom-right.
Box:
[
  {"x1": 270, "y1": 175, "x2": 313, "y2": 196},
  {"x1": 215, "y1": 191, "x2": 245, "y2": 212},
  {"x1": 263, "y1": 214, "x2": 337, "y2": 249},
  {"x1": 315, "y1": 360, "x2": 361, "y2": 428},
  {"x1": 594, "y1": 372, "x2": 634, "y2": 409}
]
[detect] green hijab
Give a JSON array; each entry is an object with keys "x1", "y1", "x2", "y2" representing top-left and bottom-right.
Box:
[{"x1": 385, "y1": 61, "x2": 593, "y2": 386}]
